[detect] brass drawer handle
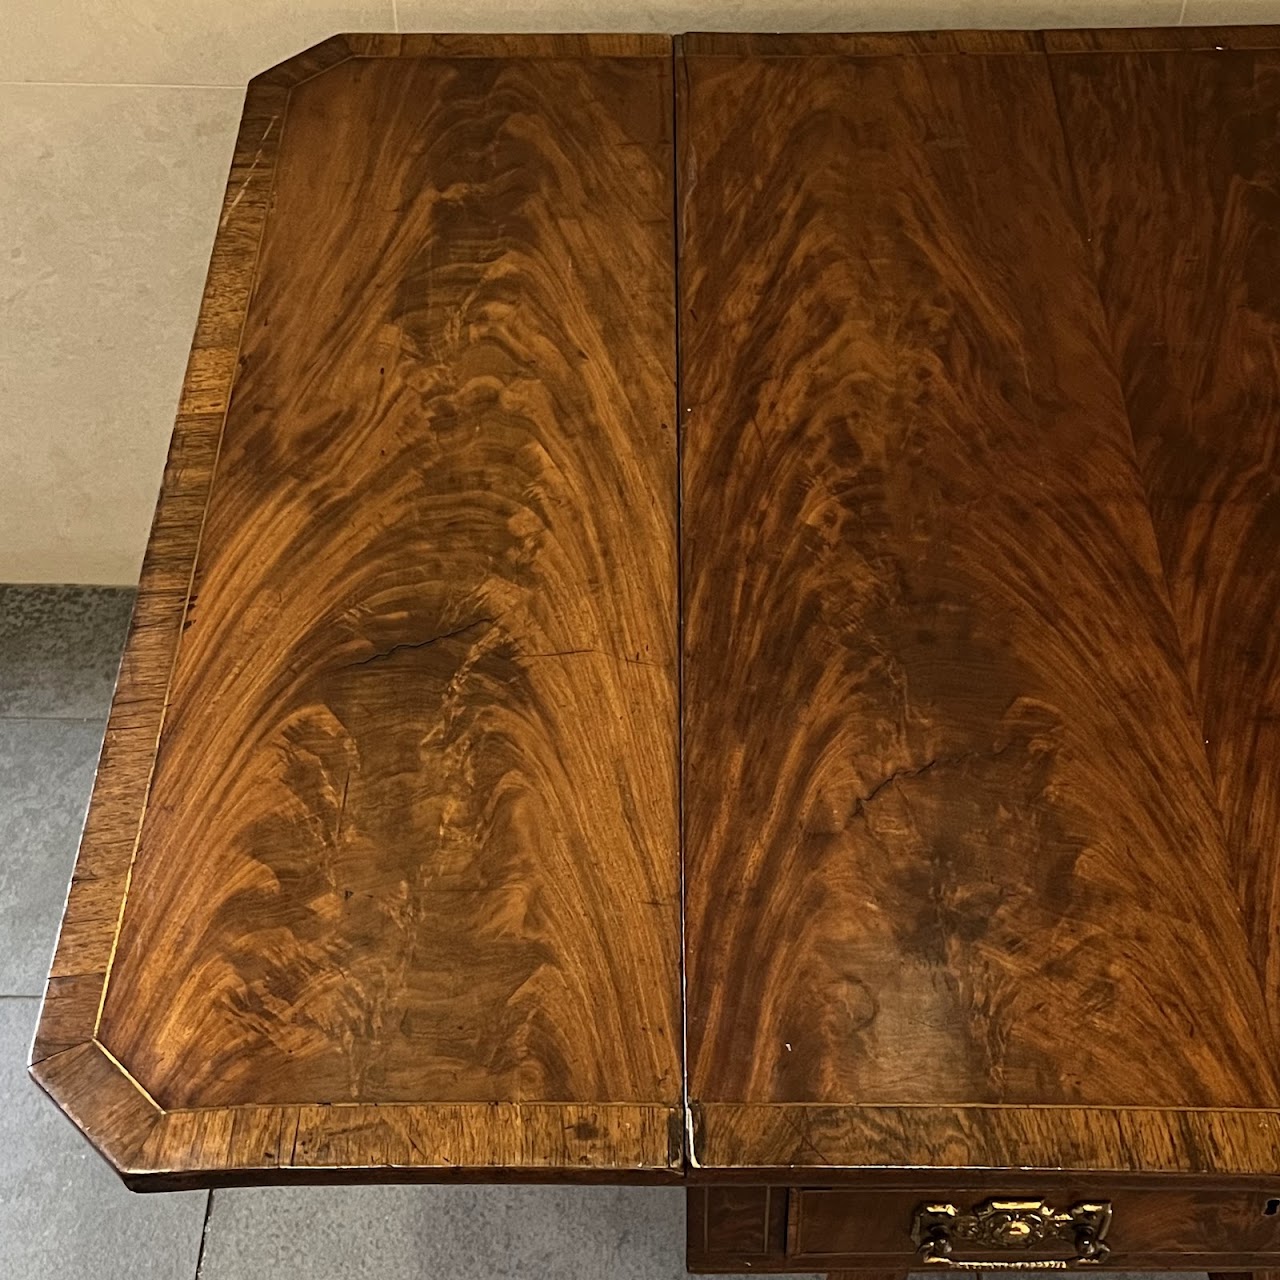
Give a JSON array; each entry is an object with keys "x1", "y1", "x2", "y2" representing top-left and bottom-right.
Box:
[{"x1": 912, "y1": 1199, "x2": 1113, "y2": 1270}]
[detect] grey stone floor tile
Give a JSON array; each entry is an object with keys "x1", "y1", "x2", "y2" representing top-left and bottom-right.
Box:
[
  {"x1": 199, "y1": 1183, "x2": 820, "y2": 1280},
  {"x1": 0, "y1": 585, "x2": 135, "y2": 719},
  {"x1": 1, "y1": 999, "x2": 208, "y2": 1280},
  {"x1": 0, "y1": 718, "x2": 104, "y2": 994}
]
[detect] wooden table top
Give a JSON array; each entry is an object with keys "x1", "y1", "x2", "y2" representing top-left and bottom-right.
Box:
[{"x1": 31, "y1": 27, "x2": 1280, "y2": 1191}]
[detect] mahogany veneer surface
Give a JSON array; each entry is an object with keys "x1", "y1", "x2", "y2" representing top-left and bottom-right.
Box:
[
  {"x1": 32, "y1": 32, "x2": 682, "y2": 1186},
  {"x1": 680, "y1": 28, "x2": 1280, "y2": 1181},
  {"x1": 1048, "y1": 27, "x2": 1280, "y2": 1054},
  {"x1": 32, "y1": 25, "x2": 1280, "y2": 1194}
]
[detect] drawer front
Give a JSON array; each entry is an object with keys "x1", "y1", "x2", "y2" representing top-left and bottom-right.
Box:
[{"x1": 789, "y1": 1187, "x2": 1280, "y2": 1269}]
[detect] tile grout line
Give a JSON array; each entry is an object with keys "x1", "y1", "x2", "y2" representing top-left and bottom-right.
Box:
[
  {"x1": 0, "y1": 994, "x2": 42, "y2": 1000},
  {"x1": 0, "y1": 713, "x2": 108, "y2": 724},
  {"x1": 392, "y1": 0, "x2": 400, "y2": 34},
  {"x1": 0, "y1": 80, "x2": 242, "y2": 89},
  {"x1": 193, "y1": 1191, "x2": 215, "y2": 1279}
]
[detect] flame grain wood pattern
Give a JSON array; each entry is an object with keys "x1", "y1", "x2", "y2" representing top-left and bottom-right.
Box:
[
  {"x1": 31, "y1": 32, "x2": 682, "y2": 1186},
  {"x1": 33, "y1": 24, "x2": 1280, "y2": 1201},
  {"x1": 1047, "y1": 31, "x2": 1280, "y2": 1053},
  {"x1": 679, "y1": 29, "x2": 1280, "y2": 1180}
]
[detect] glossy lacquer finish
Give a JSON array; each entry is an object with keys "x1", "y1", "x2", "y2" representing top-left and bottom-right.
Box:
[
  {"x1": 680, "y1": 30, "x2": 1280, "y2": 1180},
  {"x1": 32, "y1": 33, "x2": 681, "y2": 1186},
  {"x1": 33, "y1": 25, "x2": 1280, "y2": 1196},
  {"x1": 1048, "y1": 27, "x2": 1280, "y2": 1053}
]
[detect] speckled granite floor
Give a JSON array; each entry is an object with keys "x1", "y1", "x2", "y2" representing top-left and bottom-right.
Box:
[{"x1": 0, "y1": 585, "x2": 1198, "y2": 1280}]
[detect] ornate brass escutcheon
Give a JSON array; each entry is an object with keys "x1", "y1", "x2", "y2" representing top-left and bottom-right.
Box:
[{"x1": 911, "y1": 1199, "x2": 1113, "y2": 1270}]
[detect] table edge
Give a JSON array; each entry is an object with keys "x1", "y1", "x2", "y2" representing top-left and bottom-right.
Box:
[
  {"x1": 31, "y1": 33, "x2": 684, "y2": 1185},
  {"x1": 691, "y1": 1102, "x2": 1280, "y2": 1180},
  {"x1": 34, "y1": 23, "x2": 1280, "y2": 1190},
  {"x1": 678, "y1": 26, "x2": 1280, "y2": 57}
]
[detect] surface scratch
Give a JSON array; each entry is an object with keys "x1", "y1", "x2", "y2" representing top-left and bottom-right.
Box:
[{"x1": 347, "y1": 618, "x2": 496, "y2": 668}]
